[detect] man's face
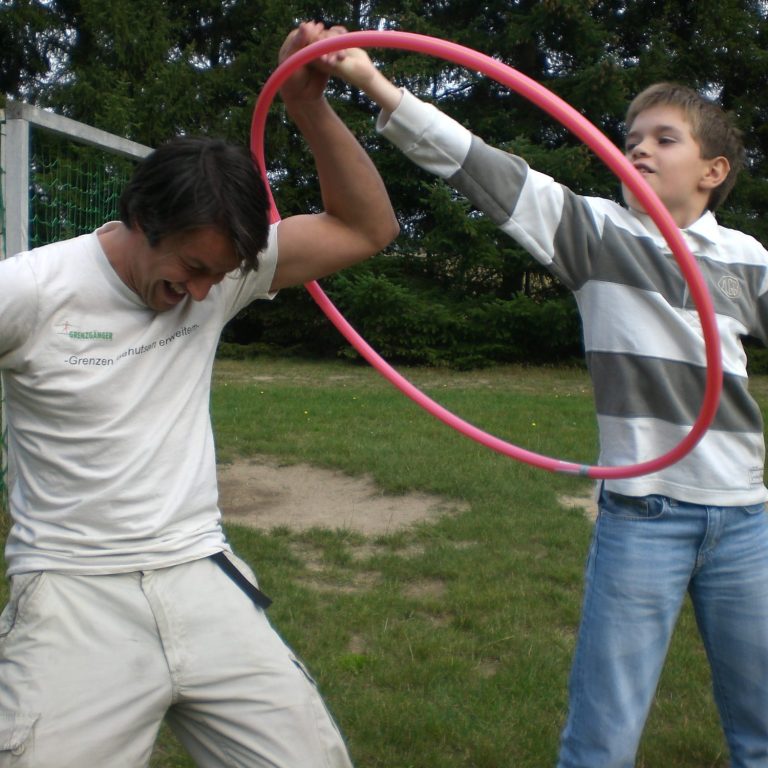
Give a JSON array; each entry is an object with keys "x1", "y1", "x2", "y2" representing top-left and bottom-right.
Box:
[
  {"x1": 130, "y1": 227, "x2": 241, "y2": 312},
  {"x1": 622, "y1": 104, "x2": 714, "y2": 228}
]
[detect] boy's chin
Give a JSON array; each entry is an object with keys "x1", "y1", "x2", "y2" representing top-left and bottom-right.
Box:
[
  {"x1": 621, "y1": 187, "x2": 647, "y2": 216},
  {"x1": 623, "y1": 197, "x2": 647, "y2": 216}
]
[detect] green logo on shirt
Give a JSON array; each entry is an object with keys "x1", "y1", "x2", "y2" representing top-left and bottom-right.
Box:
[
  {"x1": 55, "y1": 320, "x2": 113, "y2": 340},
  {"x1": 67, "y1": 330, "x2": 113, "y2": 340}
]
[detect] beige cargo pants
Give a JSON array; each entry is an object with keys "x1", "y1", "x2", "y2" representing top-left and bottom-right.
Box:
[{"x1": 0, "y1": 553, "x2": 353, "y2": 767}]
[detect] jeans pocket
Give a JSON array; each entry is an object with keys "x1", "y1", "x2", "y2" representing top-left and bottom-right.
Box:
[
  {"x1": 600, "y1": 491, "x2": 665, "y2": 521},
  {"x1": 743, "y1": 502, "x2": 767, "y2": 516}
]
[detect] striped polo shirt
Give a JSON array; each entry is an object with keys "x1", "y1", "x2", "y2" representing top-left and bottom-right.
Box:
[{"x1": 379, "y1": 90, "x2": 768, "y2": 504}]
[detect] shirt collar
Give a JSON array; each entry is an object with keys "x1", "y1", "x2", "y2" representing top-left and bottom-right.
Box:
[{"x1": 631, "y1": 208, "x2": 721, "y2": 252}]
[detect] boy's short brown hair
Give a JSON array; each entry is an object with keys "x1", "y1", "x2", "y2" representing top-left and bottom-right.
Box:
[{"x1": 625, "y1": 82, "x2": 745, "y2": 211}]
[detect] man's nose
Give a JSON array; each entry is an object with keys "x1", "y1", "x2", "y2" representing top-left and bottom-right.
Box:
[{"x1": 186, "y1": 275, "x2": 214, "y2": 301}]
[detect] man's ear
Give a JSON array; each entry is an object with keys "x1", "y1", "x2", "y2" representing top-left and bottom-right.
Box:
[{"x1": 701, "y1": 155, "x2": 731, "y2": 190}]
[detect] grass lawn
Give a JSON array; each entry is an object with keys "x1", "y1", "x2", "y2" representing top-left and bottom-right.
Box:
[{"x1": 4, "y1": 357, "x2": 757, "y2": 766}]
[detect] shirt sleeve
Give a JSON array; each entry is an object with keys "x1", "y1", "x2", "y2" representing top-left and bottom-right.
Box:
[
  {"x1": 221, "y1": 223, "x2": 279, "y2": 322},
  {"x1": 749, "y1": 246, "x2": 768, "y2": 345},
  {"x1": 0, "y1": 255, "x2": 39, "y2": 366},
  {"x1": 376, "y1": 89, "x2": 474, "y2": 181},
  {"x1": 376, "y1": 89, "x2": 603, "y2": 288}
]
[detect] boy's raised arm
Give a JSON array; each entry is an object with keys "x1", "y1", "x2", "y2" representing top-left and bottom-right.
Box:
[{"x1": 326, "y1": 44, "x2": 404, "y2": 116}]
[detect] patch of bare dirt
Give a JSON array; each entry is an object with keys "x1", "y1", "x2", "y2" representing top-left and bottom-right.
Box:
[
  {"x1": 558, "y1": 491, "x2": 598, "y2": 521},
  {"x1": 216, "y1": 456, "x2": 467, "y2": 534},
  {"x1": 402, "y1": 578, "x2": 448, "y2": 601}
]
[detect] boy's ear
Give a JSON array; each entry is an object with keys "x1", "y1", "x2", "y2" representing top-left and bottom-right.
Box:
[{"x1": 700, "y1": 156, "x2": 731, "y2": 190}]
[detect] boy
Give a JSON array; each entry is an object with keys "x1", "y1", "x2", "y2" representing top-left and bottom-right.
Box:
[{"x1": 329, "y1": 46, "x2": 768, "y2": 767}]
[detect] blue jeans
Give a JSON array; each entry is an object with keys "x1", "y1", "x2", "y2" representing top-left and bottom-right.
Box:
[{"x1": 557, "y1": 488, "x2": 768, "y2": 768}]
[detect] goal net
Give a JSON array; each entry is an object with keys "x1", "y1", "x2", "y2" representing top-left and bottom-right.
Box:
[{"x1": 0, "y1": 101, "x2": 151, "y2": 507}]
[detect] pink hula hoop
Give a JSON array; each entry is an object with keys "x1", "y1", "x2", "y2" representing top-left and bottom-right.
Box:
[{"x1": 250, "y1": 30, "x2": 723, "y2": 479}]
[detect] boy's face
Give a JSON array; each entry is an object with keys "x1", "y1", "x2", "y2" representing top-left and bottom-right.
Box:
[{"x1": 622, "y1": 104, "x2": 723, "y2": 228}]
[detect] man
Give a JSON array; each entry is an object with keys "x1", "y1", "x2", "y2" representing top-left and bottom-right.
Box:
[{"x1": 0, "y1": 22, "x2": 398, "y2": 767}]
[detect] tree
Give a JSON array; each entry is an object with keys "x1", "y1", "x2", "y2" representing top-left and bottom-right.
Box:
[
  {"x1": 3, "y1": 0, "x2": 767, "y2": 366},
  {"x1": 0, "y1": 0, "x2": 62, "y2": 99}
]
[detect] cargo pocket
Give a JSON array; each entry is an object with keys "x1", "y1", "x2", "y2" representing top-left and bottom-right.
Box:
[
  {"x1": 0, "y1": 573, "x2": 44, "y2": 641},
  {"x1": 288, "y1": 652, "x2": 348, "y2": 743},
  {"x1": 0, "y1": 711, "x2": 38, "y2": 757}
]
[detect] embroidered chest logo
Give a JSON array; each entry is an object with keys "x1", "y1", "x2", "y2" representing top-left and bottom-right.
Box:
[{"x1": 717, "y1": 275, "x2": 741, "y2": 300}]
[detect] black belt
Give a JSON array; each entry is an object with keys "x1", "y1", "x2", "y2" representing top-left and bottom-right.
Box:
[{"x1": 210, "y1": 551, "x2": 272, "y2": 610}]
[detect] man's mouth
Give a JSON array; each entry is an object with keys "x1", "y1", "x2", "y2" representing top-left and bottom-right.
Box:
[
  {"x1": 161, "y1": 281, "x2": 187, "y2": 307},
  {"x1": 166, "y1": 281, "x2": 187, "y2": 296}
]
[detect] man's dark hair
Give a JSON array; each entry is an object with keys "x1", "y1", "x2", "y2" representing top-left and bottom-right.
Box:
[{"x1": 119, "y1": 136, "x2": 270, "y2": 272}]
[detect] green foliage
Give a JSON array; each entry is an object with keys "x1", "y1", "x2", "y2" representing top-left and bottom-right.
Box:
[
  {"x1": 325, "y1": 266, "x2": 581, "y2": 368},
  {"x1": 3, "y1": 0, "x2": 767, "y2": 365},
  {"x1": 222, "y1": 282, "x2": 346, "y2": 357},
  {"x1": 746, "y1": 338, "x2": 768, "y2": 375},
  {"x1": 221, "y1": 253, "x2": 582, "y2": 368}
]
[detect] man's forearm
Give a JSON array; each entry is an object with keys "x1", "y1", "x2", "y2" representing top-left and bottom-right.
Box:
[{"x1": 286, "y1": 96, "x2": 398, "y2": 251}]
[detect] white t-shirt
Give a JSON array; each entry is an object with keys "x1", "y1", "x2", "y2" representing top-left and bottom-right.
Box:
[{"x1": 0, "y1": 222, "x2": 278, "y2": 575}]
